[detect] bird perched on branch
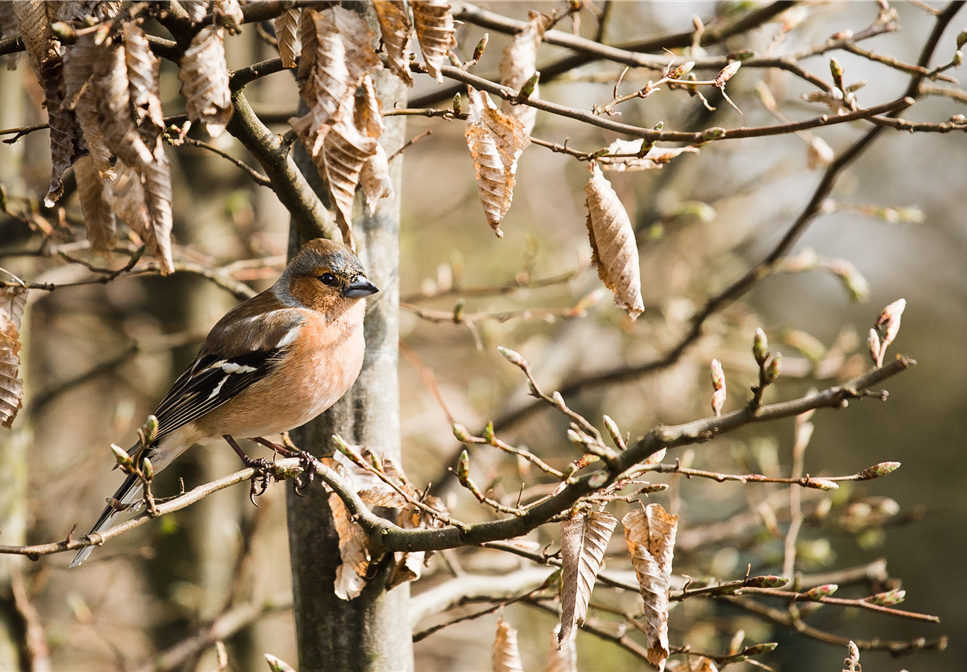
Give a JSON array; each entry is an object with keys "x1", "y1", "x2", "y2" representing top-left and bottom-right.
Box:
[{"x1": 70, "y1": 238, "x2": 378, "y2": 568}]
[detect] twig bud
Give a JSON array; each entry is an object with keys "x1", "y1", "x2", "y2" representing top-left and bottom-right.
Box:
[
  {"x1": 457, "y1": 449, "x2": 470, "y2": 482},
  {"x1": 865, "y1": 588, "x2": 905, "y2": 606},
  {"x1": 141, "y1": 456, "x2": 154, "y2": 482},
  {"x1": 517, "y1": 71, "x2": 541, "y2": 101},
  {"x1": 471, "y1": 33, "x2": 489, "y2": 63},
  {"x1": 138, "y1": 415, "x2": 159, "y2": 450},
  {"x1": 802, "y1": 583, "x2": 838, "y2": 600},
  {"x1": 50, "y1": 21, "x2": 76, "y2": 41},
  {"x1": 671, "y1": 61, "x2": 695, "y2": 79},
  {"x1": 452, "y1": 423, "x2": 472, "y2": 443},
  {"x1": 753, "y1": 328, "x2": 769, "y2": 366},
  {"x1": 710, "y1": 359, "x2": 726, "y2": 417},
  {"x1": 452, "y1": 93, "x2": 462, "y2": 117},
  {"x1": 868, "y1": 328, "x2": 881, "y2": 366},
  {"x1": 953, "y1": 50, "x2": 963, "y2": 68},
  {"x1": 806, "y1": 478, "x2": 838, "y2": 491},
  {"x1": 482, "y1": 421, "x2": 496, "y2": 445},
  {"x1": 714, "y1": 61, "x2": 741, "y2": 86},
  {"x1": 829, "y1": 57, "x2": 845, "y2": 89},
  {"x1": 957, "y1": 30, "x2": 967, "y2": 50},
  {"x1": 763, "y1": 353, "x2": 782, "y2": 384},
  {"x1": 602, "y1": 415, "x2": 626, "y2": 450},
  {"x1": 701, "y1": 126, "x2": 727, "y2": 142},
  {"x1": 497, "y1": 346, "x2": 527, "y2": 369},
  {"x1": 110, "y1": 444, "x2": 134, "y2": 472},
  {"x1": 739, "y1": 642, "x2": 777, "y2": 657},
  {"x1": 744, "y1": 575, "x2": 788, "y2": 589},
  {"x1": 857, "y1": 461, "x2": 900, "y2": 480}
]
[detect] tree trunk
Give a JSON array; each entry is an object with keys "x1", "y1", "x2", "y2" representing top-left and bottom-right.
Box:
[{"x1": 285, "y1": 60, "x2": 411, "y2": 672}]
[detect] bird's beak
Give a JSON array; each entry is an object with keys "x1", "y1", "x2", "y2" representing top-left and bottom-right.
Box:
[{"x1": 344, "y1": 276, "x2": 379, "y2": 298}]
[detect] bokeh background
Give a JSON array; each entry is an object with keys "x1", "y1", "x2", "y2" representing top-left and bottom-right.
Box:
[{"x1": 1, "y1": 2, "x2": 965, "y2": 670}]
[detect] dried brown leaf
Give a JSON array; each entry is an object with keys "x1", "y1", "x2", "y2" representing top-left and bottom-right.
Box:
[
  {"x1": 64, "y1": 32, "x2": 113, "y2": 175},
  {"x1": 296, "y1": 7, "x2": 379, "y2": 134},
  {"x1": 178, "y1": 25, "x2": 232, "y2": 137},
  {"x1": 329, "y1": 491, "x2": 370, "y2": 600},
  {"x1": 598, "y1": 140, "x2": 699, "y2": 172},
  {"x1": 499, "y1": 13, "x2": 544, "y2": 135},
  {"x1": 183, "y1": 0, "x2": 210, "y2": 24},
  {"x1": 94, "y1": 42, "x2": 153, "y2": 170},
  {"x1": 465, "y1": 88, "x2": 529, "y2": 237},
  {"x1": 102, "y1": 159, "x2": 151, "y2": 235},
  {"x1": 0, "y1": 287, "x2": 27, "y2": 430},
  {"x1": 546, "y1": 625, "x2": 577, "y2": 672},
  {"x1": 355, "y1": 74, "x2": 384, "y2": 139},
  {"x1": 585, "y1": 165, "x2": 644, "y2": 319},
  {"x1": 274, "y1": 8, "x2": 301, "y2": 68},
  {"x1": 42, "y1": 60, "x2": 82, "y2": 207},
  {"x1": 360, "y1": 143, "x2": 393, "y2": 215},
  {"x1": 213, "y1": 0, "x2": 243, "y2": 33},
  {"x1": 411, "y1": 0, "x2": 455, "y2": 83},
  {"x1": 0, "y1": 3, "x2": 22, "y2": 70},
  {"x1": 123, "y1": 22, "x2": 164, "y2": 147},
  {"x1": 11, "y1": 1, "x2": 52, "y2": 81},
  {"x1": 74, "y1": 155, "x2": 117, "y2": 253},
  {"x1": 558, "y1": 511, "x2": 616, "y2": 647},
  {"x1": 373, "y1": 0, "x2": 413, "y2": 86},
  {"x1": 387, "y1": 550, "x2": 424, "y2": 590},
  {"x1": 623, "y1": 504, "x2": 679, "y2": 672},
  {"x1": 141, "y1": 150, "x2": 175, "y2": 275},
  {"x1": 492, "y1": 615, "x2": 525, "y2": 672}
]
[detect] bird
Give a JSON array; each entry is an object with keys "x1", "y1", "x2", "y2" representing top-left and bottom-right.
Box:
[{"x1": 69, "y1": 238, "x2": 378, "y2": 568}]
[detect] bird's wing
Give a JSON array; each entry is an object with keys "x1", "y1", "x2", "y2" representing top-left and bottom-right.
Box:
[{"x1": 146, "y1": 303, "x2": 307, "y2": 445}]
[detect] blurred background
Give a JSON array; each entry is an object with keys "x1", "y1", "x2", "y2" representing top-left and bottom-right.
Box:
[{"x1": 1, "y1": 2, "x2": 965, "y2": 670}]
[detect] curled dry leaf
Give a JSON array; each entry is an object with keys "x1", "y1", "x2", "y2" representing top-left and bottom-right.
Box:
[
  {"x1": 465, "y1": 88, "x2": 530, "y2": 237},
  {"x1": 355, "y1": 75, "x2": 384, "y2": 139},
  {"x1": 585, "y1": 165, "x2": 644, "y2": 319},
  {"x1": 0, "y1": 3, "x2": 22, "y2": 70},
  {"x1": 95, "y1": 42, "x2": 153, "y2": 169},
  {"x1": 499, "y1": 13, "x2": 545, "y2": 135},
  {"x1": 411, "y1": 0, "x2": 455, "y2": 83},
  {"x1": 43, "y1": 63, "x2": 82, "y2": 207},
  {"x1": 360, "y1": 143, "x2": 394, "y2": 215},
  {"x1": 558, "y1": 511, "x2": 617, "y2": 647},
  {"x1": 492, "y1": 616, "x2": 525, "y2": 672},
  {"x1": 274, "y1": 8, "x2": 301, "y2": 68},
  {"x1": 123, "y1": 22, "x2": 165, "y2": 147},
  {"x1": 141, "y1": 152, "x2": 176, "y2": 275},
  {"x1": 546, "y1": 625, "x2": 577, "y2": 672},
  {"x1": 623, "y1": 504, "x2": 679, "y2": 672},
  {"x1": 0, "y1": 287, "x2": 28, "y2": 430},
  {"x1": 11, "y1": 1, "x2": 51, "y2": 81},
  {"x1": 103, "y1": 160, "x2": 151, "y2": 234},
  {"x1": 178, "y1": 25, "x2": 233, "y2": 138},
  {"x1": 74, "y1": 155, "x2": 117, "y2": 253},
  {"x1": 598, "y1": 139, "x2": 699, "y2": 172},
  {"x1": 291, "y1": 7, "x2": 380, "y2": 151},
  {"x1": 373, "y1": 0, "x2": 413, "y2": 86},
  {"x1": 330, "y1": 491, "x2": 371, "y2": 600},
  {"x1": 64, "y1": 32, "x2": 113, "y2": 175}
]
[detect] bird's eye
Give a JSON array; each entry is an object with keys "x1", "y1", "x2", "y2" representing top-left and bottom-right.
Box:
[{"x1": 319, "y1": 273, "x2": 336, "y2": 286}]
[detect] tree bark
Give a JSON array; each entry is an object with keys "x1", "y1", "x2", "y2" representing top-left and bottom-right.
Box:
[{"x1": 285, "y1": 62, "x2": 411, "y2": 672}]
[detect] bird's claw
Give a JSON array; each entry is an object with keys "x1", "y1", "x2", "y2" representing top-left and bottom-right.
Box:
[
  {"x1": 245, "y1": 457, "x2": 273, "y2": 506},
  {"x1": 293, "y1": 451, "x2": 316, "y2": 496}
]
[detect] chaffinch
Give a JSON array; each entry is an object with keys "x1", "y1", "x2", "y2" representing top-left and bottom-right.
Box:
[{"x1": 70, "y1": 238, "x2": 378, "y2": 568}]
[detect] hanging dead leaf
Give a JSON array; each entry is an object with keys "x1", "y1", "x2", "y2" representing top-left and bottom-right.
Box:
[
  {"x1": 0, "y1": 286, "x2": 27, "y2": 430},
  {"x1": 360, "y1": 144, "x2": 393, "y2": 215},
  {"x1": 183, "y1": 0, "x2": 210, "y2": 24},
  {"x1": 42, "y1": 64, "x2": 83, "y2": 207},
  {"x1": 623, "y1": 504, "x2": 679, "y2": 672},
  {"x1": 296, "y1": 7, "x2": 380, "y2": 134},
  {"x1": 598, "y1": 139, "x2": 699, "y2": 172},
  {"x1": 493, "y1": 615, "x2": 525, "y2": 672},
  {"x1": 178, "y1": 25, "x2": 233, "y2": 137},
  {"x1": 499, "y1": 13, "x2": 545, "y2": 135},
  {"x1": 411, "y1": 0, "x2": 455, "y2": 83},
  {"x1": 355, "y1": 74, "x2": 384, "y2": 139},
  {"x1": 141, "y1": 151, "x2": 175, "y2": 275},
  {"x1": 64, "y1": 32, "x2": 113, "y2": 175},
  {"x1": 465, "y1": 88, "x2": 529, "y2": 237},
  {"x1": 274, "y1": 8, "x2": 301, "y2": 68},
  {"x1": 558, "y1": 511, "x2": 617, "y2": 646},
  {"x1": 123, "y1": 22, "x2": 165, "y2": 147},
  {"x1": 585, "y1": 164, "x2": 644, "y2": 319},
  {"x1": 387, "y1": 550, "x2": 424, "y2": 590},
  {"x1": 330, "y1": 491, "x2": 371, "y2": 600},
  {"x1": 11, "y1": 1, "x2": 51, "y2": 81},
  {"x1": 213, "y1": 0, "x2": 243, "y2": 33},
  {"x1": 0, "y1": 4, "x2": 22, "y2": 70},
  {"x1": 74, "y1": 156, "x2": 117, "y2": 253},
  {"x1": 373, "y1": 0, "x2": 413, "y2": 86},
  {"x1": 102, "y1": 160, "x2": 151, "y2": 235},
  {"x1": 94, "y1": 42, "x2": 153, "y2": 169},
  {"x1": 546, "y1": 625, "x2": 577, "y2": 672}
]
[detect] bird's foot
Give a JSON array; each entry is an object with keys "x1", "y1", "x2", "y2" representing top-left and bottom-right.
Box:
[
  {"x1": 252, "y1": 437, "x2": 315, "y2": 495},
  {"x1": 224, "y1": 435, "x2": 274, "y2": 506}
]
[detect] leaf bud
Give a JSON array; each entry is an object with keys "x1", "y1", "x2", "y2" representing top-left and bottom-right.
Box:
[
  {"x1": 802, "y1": 583, "x2": 838, "y2": 600},
  {"x1": 865, "y1": 588, "x2": 906, "y2": 606},
  {"x1": 452, "y1": 93, "x2": 462, "y2": 117},
  {"x1": 710, "y1": 359, "x2": 725, "y2": 391},
  {"x1": 602, "y1": 414, "x2": 625, "y2": 450},
  {"x1": 141, "y1": 414, "x2": 159, "y2": 445},
  {"x1": 806, "y1": 478, "x2": 839, "y2": 491},
  {"x1": 472, "y1": 34, "x2": 489, "y2": 63},
  {"x1": 714, "y1": 61, "x2": 741, "y2": 86},
  {"x1": 857, "y1": 461, "x2": 900, "y2": 480},
  {"x1": 141, "y1": 456, "x2": 154, "y2": 482},
  {"x1": 957, "y1": 30, "x2": 967, "y2": 50},
  {"x1": 517, "y1": 71, "x2": 540, "y2": 100},
  {"x1": 452, "y1": 423, "x2": 472, "y2": 443},
  {"x1": 745, "y1": 575, "x2": 788, "y2": 589},
  {"x1": 952, "y1": 50, "x2": 963, "y2": 68},
  {"x1": 50, "y1": 21, "x2": 76, "y2": 41},
  {"x1": 740, "y1": 642, "x2": 778, "y2": 656},
  {"x1": 763, "y1": 353, "x2": 782, "y2": 384},
  {"x1": 753, "y1": 328, "x2": 769, "y2": 365},
  {"x1": 868, "y1": 328, "x2": 881, "y2": 365},
  {"x1": 482, "y1": 421, "x2": 496, "y2": 445},
  {"x1": 701, "y1": 126, "x2": 727, "y2": 142},
  {"x1": 110, "y1": 444, "x2": 134, "y2": 472},
  {"x1": 457, "y1": 449, "x2": 470, "y2": 482},
  {"x1": 671, "y1": 61, "x2": 695, "y2": 79},
  {"x1": 829, "y1": 57, "x2": 845, "y2": 88},
  {"x1": 497, "y1": 346, "x2": 527, "y2": 369}
]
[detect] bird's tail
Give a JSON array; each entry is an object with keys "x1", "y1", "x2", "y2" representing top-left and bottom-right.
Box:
[{"x1": 69, "y1": 465, "x2": 144, "y2": 569}]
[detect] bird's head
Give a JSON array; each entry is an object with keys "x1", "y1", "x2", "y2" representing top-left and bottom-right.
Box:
[{"x1": 280, "y1": 239, "x2": 378, "y2": 316}]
